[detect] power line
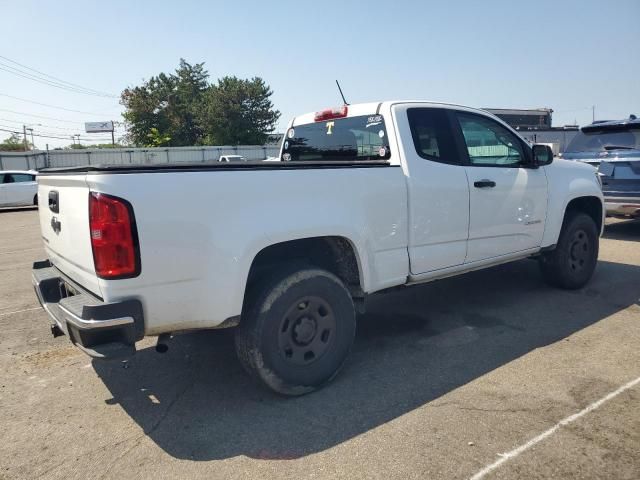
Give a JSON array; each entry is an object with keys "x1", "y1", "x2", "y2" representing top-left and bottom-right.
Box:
[
  {"x1": 0, "y1": 127, "x2": 120, "y2": 142},
  {"x1": 0, "y1": 108, "x2": 87, "y2": 124},
  {"x1": 0, "y1": 55, "x2": 118, "y2": 98},
  {"x1": 0, "y1": 93, "x2": 118, "y2": 116},
  {"x1": 0, "y1": 64, "x2": 118, "y2": 99},
  {"x1": 0, "y1": 117, "x2": 125, "y2": 134}
]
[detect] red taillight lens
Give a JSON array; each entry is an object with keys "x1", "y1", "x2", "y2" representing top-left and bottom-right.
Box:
[
  {"x1": 89, "y1": 192, "x2": 139, "y2": 279},
  {"x1": 314, "y1": 106, "x2": 348, "y2": 122}
]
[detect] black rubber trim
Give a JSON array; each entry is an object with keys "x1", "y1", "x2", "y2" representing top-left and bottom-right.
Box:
[{"x1": 38, "y1": 160, "x2": 394, "y2": 175}]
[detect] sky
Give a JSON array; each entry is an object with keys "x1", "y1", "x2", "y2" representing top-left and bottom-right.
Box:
[{"x1": 1, "y1": 0, "x2": 638, "y2": 148}]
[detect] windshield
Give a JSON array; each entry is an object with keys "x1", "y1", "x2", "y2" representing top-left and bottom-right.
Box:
[
  {"x1": 282, "y1": 115, "x2": 391, "y2": 162},
  {"x1": 565, "y1": 127, "x2": 640, "y2": 153}
]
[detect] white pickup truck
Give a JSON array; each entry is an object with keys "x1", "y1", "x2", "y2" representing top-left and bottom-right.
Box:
[{"x1": 32, "y1": 101, "x2": 604, "y2": 395}]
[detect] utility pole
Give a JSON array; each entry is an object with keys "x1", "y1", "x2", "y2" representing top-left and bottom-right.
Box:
[
  {"x1": 27, "y1": 128, "x2": 35, "y2": 150},
  {"x1": 111, "y1": 120, "x2": 115, "y2": 147},
  {"x1": 23, "y1": 125, "x2": 28, "y2": 151},
  {"x1": 592, "y1": 105, "x2": 595, "y2": 123}
]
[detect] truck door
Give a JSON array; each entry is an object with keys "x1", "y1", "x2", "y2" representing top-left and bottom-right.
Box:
[
  {"x1": 393, "y1": 105, "x2": 470, "y2": 274},
  {"x1": 452, "y1": 111, "x2": 548, "y2": 263}
]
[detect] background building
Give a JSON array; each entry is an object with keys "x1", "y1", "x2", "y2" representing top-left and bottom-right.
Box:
[
  {"x1": 484, "y1": 107, "x2": 579, "y2": 154},
  {"x1": 484, "y1": 108, "x2": 553, "y2": 129}
]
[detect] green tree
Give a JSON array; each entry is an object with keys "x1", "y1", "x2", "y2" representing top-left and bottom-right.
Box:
[
  {"x1": 120, "y1": 61, "x2": 280, "y2": 147},
  {"x1": 121, "y1": 59, "x2": 208, "y2": 147},
  {"x1": 64, "y1": 143, "x2": 126, "y2": 150},
  {"x1": 199, "y1": 76, "x2": 280, "y2": 145},
  {"x1": 0, "y1": 133, "x2": 29, "y2": 151}
]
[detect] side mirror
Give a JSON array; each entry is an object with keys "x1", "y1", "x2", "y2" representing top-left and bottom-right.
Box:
[{"x1": 532, "y1": 144, "x2": 554, "y2": 166}]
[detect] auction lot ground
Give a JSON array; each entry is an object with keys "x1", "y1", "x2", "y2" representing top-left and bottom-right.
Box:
[{"x1": 0, "y1": 208, "x2": 638, "y2": 480}]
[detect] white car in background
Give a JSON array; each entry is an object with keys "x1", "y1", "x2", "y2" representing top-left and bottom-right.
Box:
[
  {"x1": 218, "y1": 155, "x2": 246, "y2": 162},
  {"x1": 0, "y1": 170, "x2": 38, "y2": 207}
]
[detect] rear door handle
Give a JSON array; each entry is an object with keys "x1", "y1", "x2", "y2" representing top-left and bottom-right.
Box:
[{"x1": 473, "y1": 179, "x2": 496, "y2": 188}]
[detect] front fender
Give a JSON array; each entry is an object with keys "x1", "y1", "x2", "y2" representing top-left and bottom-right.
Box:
[{"x1": 541, "y1": 160, "x2": 604, "y2": 247}]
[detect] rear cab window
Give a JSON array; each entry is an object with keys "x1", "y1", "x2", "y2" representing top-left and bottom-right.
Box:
[{"x1": 282, "y1": 115, "x2": 391, "y2": 162}]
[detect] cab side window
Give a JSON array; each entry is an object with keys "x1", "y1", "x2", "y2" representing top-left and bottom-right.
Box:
[
  {"x1": 407, "y1": 108, "x2": 459, "y2": 164},
  {"x1": 456, "y1": 112, "x2": 525, "y2": 167}
]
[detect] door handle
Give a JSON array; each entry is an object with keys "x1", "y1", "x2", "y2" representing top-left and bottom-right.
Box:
[{"x1": 473, "y1": 179, "x2": 496, "y2": 188}]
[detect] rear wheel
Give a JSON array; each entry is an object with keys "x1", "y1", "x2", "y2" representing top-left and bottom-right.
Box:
[
  {"x1": 539, "y1": 212, "x2": 599, "y2": 289},
  {"x1": 33, "y1": 194, "x2": 38, "y2": 206},
  {"x1": 235, "y1": 267, "x2": 356, "y2": 396}
]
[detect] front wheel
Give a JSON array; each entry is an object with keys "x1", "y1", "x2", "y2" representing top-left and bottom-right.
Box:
[
  {"x1": 235, "y1": 267, "x2": 356, "y2": 396},
  {"x1": 539, "y1": 212, "x2": 599, "y2": 289}
]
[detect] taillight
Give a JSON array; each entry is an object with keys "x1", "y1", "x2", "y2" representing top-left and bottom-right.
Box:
[
  {"x1": 314, "y1": 106, "x2": 348, "y2": 122},
  {"x1": 89, "y1": 192, "x2": 140, "y2": 279}
]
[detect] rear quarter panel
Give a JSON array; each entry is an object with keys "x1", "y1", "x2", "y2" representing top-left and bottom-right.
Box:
[{"x1": 87, "y1": 166, "x2": 408, "y2": 334}]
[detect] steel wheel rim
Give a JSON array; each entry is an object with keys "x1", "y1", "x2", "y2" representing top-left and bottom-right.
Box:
[
  {"x1": 277, "y1": 296, "x2": 336, "y2": 365},
  {"x1": 568, "y1": 229, "x2": 590, "y2": 272}
]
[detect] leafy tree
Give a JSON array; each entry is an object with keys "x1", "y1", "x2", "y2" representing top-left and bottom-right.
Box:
[
  {"x1": 64, "y1": 143, "x2": 126, "y2": 150},
  {"x1": 145, "y1": 128, "x2": 171, "y2": 147},
  {"x1": 0, "y1": 133, "x2": 29, "y2": 151},
  {"x1": 120, "y1": 61, "x2": 280, "y2": 146},
  {"x1": 121, "y1": 59, "x2": 208, "y2": 147},
  {"x1": 199, "y1": 76, "x2": 280, "y2": 145}
]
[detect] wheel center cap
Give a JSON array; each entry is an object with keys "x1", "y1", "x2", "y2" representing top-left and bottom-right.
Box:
[
  {"x1": 293, "y1": 317, "x2": 316, "y2": 345},
  {"x1": 571, "y1": 241, "x2": 586, "y2": 260}
]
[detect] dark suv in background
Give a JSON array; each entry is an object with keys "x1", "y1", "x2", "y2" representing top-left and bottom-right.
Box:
[{"x1": 562, "y1": 116, "x2": 640, "y2": 218}]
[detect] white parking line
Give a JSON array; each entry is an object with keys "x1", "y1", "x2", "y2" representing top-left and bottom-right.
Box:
[
  {"x1": 0, "y1": 306, "x2": 41, "y2": 317},
  {"x1": 469, "y1": 375, "x2": 640, "y2": 480}
]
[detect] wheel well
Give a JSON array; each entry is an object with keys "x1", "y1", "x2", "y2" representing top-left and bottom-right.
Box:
[
  {"x1": 565, "y1": 196, "x2": 603, "y2": 232},
  {"x1": 246, "y1": 237, "x2": 363, "y2": 298}
]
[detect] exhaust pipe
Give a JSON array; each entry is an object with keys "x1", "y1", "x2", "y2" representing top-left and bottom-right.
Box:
[{"x1": 156, "y1": 333, "x2": 172, "y2": 353}]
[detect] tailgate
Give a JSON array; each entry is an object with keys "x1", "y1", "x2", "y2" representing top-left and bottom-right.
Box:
[{"x1": 37, "y1": 174, "x2": 101, "y2": 297}]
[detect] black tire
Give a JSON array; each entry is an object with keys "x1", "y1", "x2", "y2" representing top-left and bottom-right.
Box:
[
  {"x1": 235, "y1": 267, "x2": 356, "y2": 396},
  {"x1": 539, "y1": 212, "x2": 599, "y2": 289},
  {"x1": 33, "y1": 194, "x2": 38, "y2": 206}
]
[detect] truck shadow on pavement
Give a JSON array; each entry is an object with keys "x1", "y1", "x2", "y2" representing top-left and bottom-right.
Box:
[
  {"x1": 93, "y1": 258, "x2": 640, "y2": 461},
  {"x1": 603, "y1": 219, "x2": 640, "y2": 242},
  {"x1": 0, "y1": 206, "x2": 38, "y2": 213}
]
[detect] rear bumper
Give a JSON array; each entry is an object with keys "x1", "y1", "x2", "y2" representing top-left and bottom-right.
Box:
[
  {"x1": 32, "y1": 260, "x2": 144, "y2": 359},
  {"x1": 605, "y1": 196, "x2": 640, "y2": 217}
]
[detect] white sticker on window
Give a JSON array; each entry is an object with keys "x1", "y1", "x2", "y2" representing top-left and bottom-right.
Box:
[
  {"x1": 284, "y1": 141, "x2": 289, "y2": 150},
  {"x1": 366, "y1": 115, "x2": 383, "y2": 128},
  {"x1": 287, "y1": 128, "x2": 295, "y2": 138},
  {"x1": 326, "y1": 121, "x2": 335, "y2": 135},
  {"x1": 378, "y1": 130, "x2": 385, "y2": 138},
  {"x1": 378, "y1": 146, "x2": 386, "y2": 157},
  {"x1": 282, "y1": 153, "x2": 291, "y2": 161}
]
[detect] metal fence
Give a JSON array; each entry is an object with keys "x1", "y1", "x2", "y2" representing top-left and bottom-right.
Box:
[{"x1": 0, "y1": 145, "x2": 281, "y2": 171}]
